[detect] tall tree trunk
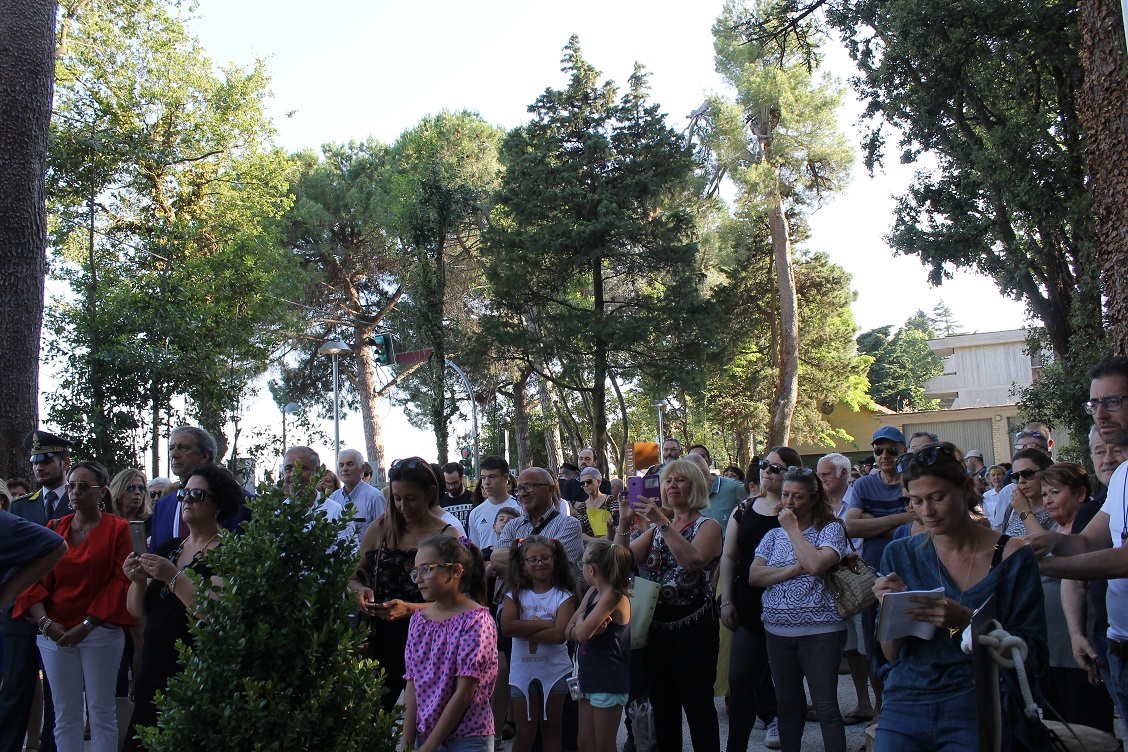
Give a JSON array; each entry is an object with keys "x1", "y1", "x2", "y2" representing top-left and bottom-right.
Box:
[
  {"x1": 512, "y1": 367, "x2": 533, "y2": 470},
  {"x1": 591, "y1": 257, "x2": 610, "y2": 477},
  {"x1": 430, "y1": 354, "x2": 448, "y2": 464},
  {"x1": 1079, "y1": 0, "x2": 1128, "y2": 355},
  {"x1": 768, "y1": 183, "x2": 799, "y2": 447},
  {"x1": 0, "y1": 0, "x2": 55, "y2": 477},
  {"x1": 352, "y1": 324, "x2": 385, "y2": 475},
  {"x1": 536, "y1": 371, "x2": 564, "y2": 473},
  {"x1": 609, "y1": 372, "x2": 629, "y2": 473},
  {"x1": 150, "y1": 384, "x2": 161, "y2": 477}
]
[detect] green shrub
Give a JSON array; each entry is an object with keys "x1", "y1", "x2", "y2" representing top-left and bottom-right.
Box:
[{"x1": 139, "y1": 471, "x2": 398, "y2": 752}]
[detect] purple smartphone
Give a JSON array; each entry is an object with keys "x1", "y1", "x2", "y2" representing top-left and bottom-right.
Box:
[{"x1": 628, "y1": 474, "x2": 661, "y2": 508}]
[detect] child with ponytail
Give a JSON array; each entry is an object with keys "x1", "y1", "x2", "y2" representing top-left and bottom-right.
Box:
[{"x1": 567, "y1": 539, "x2": 632, "y2": 752}]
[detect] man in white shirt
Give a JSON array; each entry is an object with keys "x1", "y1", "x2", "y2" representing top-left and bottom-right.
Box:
[
  {"x1": 329, "y1": 449, "x2": 387, "y2": 541},
  {"x1": 467, "y1": 455, "x2": 520, "y2": 550}
]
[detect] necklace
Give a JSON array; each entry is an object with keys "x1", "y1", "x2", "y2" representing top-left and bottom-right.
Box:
[
  {"x1": 162, "y1": 529, "x2": 222, "y2": 597},
  {"x1": 935, "y1": 532, "x2": 980, "y2": 638},
  {"x1": 70, "y1": 513, "x2": 101, "y2": 539}
]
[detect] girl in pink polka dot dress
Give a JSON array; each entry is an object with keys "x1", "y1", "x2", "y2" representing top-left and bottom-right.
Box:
[{"x1": 402, "y1": 535, "x2": 498, "y2": 752}]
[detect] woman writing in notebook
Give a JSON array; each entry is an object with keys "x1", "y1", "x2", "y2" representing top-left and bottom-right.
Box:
[{"x1": 872, "y1": 442, "x2": 1047, "y2": 752}]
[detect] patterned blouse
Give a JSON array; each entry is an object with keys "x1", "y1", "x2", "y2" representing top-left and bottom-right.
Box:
[
  {"x1": 755, "y1": 522, "x2": 847, "y2": 635},
  {"x1": 404, "y1": 606, "x2": 498, "y2": 740},
  {"x1": 645, "y1": 516, "x2": 720, "y2": 608}
]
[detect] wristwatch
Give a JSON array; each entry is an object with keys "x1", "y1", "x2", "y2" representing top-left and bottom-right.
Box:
[
  {"x1": 81, "y1": 618, "x2": 95, "y2": 632},
  {"x1": 1018, "y1": 511, "x2": 1031, "y2": 522}
]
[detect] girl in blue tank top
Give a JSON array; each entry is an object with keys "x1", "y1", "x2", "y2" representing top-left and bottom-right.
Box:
[{"x1": 567, "y1": 539, "x2": 633, "y2": 752}]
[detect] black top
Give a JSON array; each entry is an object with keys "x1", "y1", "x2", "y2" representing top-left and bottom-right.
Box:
[
  {"x1": 733, "y1": 500, "x2": 780, "y2": 629},
  {"x1": 576, "y1": 590, "x2": 630, "y2": 694}
]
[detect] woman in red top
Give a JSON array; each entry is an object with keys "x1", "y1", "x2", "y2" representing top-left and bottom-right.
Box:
[{"x1": 16, "y1": 460, "x2": 134, "y2": 752}]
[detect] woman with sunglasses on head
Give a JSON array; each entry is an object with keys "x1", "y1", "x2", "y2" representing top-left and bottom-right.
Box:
[
  {"x1": 749, "y1": 466, "x2": 849, "y2": 752},
  {"x1": 617, "y1": 458, "x2": 723, "y2": 752},
  {"x1": 872, "y1": 443, "x2": 1047, "y2": 751},
  {"x1": 348, "y1": 457, "x2": 460, "y2": 710},
  {"x1": 574, "y1": 467, "x2": 618, "y2": 543},
  {"x1": 718, "y1": 446, "x2": 800, "y2": 751},
  {"x1": 15, "y1": 461, "x2": 135, "y2": 752},
  {"x1": 1002, "y1": 448, "x2": 1056, "y2": 537},
  {"x1": 120, "y1": 464, "x2": 240, "y2": 752}
]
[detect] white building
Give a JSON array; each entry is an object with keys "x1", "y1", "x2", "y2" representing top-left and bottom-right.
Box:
[{"x1": 923, "y1": 329, "x2": 1040, "y2": 409}]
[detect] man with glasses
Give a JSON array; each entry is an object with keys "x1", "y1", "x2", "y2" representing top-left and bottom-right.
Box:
[
  {"x1": 1, "y1": 430, "x2": 74, "y2": 752},
  {"x1": 1035, "y1": 356, "x2": 1128, "y2": 722},
  {"x1": 491, "y1": 467, "x2": 583, "y2": 571},
  {"x1": 844, "y1": 426, "x2": 911, "y2": 715}
]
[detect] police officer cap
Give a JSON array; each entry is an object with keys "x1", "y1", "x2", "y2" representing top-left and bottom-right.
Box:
[{"x1": 23, "y1": 430, "x2": 75, "y2": 463}]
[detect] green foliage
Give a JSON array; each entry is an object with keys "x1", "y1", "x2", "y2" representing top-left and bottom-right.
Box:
[
  {"x1": 46, "y1": 0, "x2": 300, "y2": 469},
  {"x1": 858, "y1": 311, "x2": 943, "y2": 411},
  {"x1": 482, "y1": 37, "x2": 718, "y2": 468},
  {"x1": 140, "y1": 473, "x2": 396, "y2": 752}
]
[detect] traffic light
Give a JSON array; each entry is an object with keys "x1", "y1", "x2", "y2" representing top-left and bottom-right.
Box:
[
  {"x1": 460, "y1": 446, "x2": 473, "y2": 474},
  {"x1": 365, "y1": 333, "x2": 395, "y2": 365}
]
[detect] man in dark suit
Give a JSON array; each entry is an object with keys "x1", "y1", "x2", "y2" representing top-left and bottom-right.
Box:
[{"x1": 0, "y1": 430, "x2": 74, "y2": 752}]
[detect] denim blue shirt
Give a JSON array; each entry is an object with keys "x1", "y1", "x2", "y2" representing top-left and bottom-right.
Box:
[{"x1": 877, "y1": 534, "x2": 1047, "y2": 705}]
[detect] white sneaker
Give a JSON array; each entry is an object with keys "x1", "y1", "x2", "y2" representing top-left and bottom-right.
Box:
[{"x1": 764, "y1": 718, "x2": 781, "y2": 749}]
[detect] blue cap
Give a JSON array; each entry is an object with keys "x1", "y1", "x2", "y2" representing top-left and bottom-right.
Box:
[{"x1": 871, "y1": 426, "x2": 906, "y2": 445}]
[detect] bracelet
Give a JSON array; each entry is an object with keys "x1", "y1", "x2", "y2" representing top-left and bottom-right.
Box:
[
  {"x1": 659, "y1": 522, "x2": 671, "y2": 532},
  {"x1": 615, "y1": 531, "x2": 630, "y2": 538},
  {"x1": 719, "y1": 601, "x2": 732, "y2": 608},
  {"x1": 37, "y1": 615, "x2": 49, "y2": 630},
  {"x1": 40, "y1": 618, "x2": 53, "y2": 636},
  {"x1": 168, "y1": 572, "x2": 180, "y2": 593}
]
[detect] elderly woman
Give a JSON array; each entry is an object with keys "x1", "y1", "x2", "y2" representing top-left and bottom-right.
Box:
[
  {"x1": 749, "y1": 467, "x2": 848, "y2": 752},
  {"x1": 316, "y1": 469, "x2": 342, "y2": 494},
  {"x1": 1035, "y1": 463, "x2": 1114, "y2": 732},
  {"x1": 574, "y1": 467, "x2": 617, "y2": 542},
  {"x1": 873, "y1": 444, "x2": 1046, "y2": 751},
  {"x1": 15, "y1": 461, "x2": 134, "y2": 752},
  {"x1": 121, "y1": 464, "x2": 240, "y2": 752},
  {"x1": 348, "y1": 457, "x2": 460, "y2": 710},
  {"x1": 616, "y1": 458, "x2": 723, "y2": 752}
]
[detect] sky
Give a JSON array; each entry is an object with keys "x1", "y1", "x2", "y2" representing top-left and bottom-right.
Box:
[{"x1": 64, "y1": 0, "x2": 1034, "y2": 477}]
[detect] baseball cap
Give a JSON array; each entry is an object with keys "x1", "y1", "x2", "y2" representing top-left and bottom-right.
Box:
[{"x1": 871, "y1": 426, "x2": 906, "y2": 445}]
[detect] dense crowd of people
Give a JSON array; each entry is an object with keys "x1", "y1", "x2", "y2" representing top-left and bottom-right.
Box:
[{"x1": 3, "y1": 354, "x2": 1128, "y2": 752}]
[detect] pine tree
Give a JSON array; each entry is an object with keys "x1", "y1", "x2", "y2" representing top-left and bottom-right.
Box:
[{"x1": 140, "y1": 473, "x2": 397, "y2": 752}]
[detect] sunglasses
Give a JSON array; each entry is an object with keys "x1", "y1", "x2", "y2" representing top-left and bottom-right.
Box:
[
  {"x1": 1016, "y1": 430, "x2": 1047, "y2": 440},
  {"x1": 180, "y1": 488, "x2": 214, "y2": 504},
  {"x1": 126, "y1": 484, "x2": 147, "y2": 494},
  {"x1": 390, "y1": 457, "x2": 426, "y2": 472},
  {"x1": 895, "y1": 444, "x2": 958, "y2": 474},
  {"x1": 149, "y1": 490, "x2": 163, "y2": 500},
  {"x1": 1013, "y1": 469, "x2": 1040, "y2": 481},
  {"x1": 785, "y1": 466, "x2": 815, "y2": 477},
  {"x1": 758, "y1": 460, "x2": 786, "y2": 475},
  {"x1": 409, "y1": 562, "x2": 454, "y2": 583},
  {"x1": 580, "y1": 479, "x2": 596, "y2": 486},
  {"x1": 873, "y1": 446, "x2": 900, "y2": 457},
  {"x1": 66, "y1": 481, "x2": 102, "y2": 493}
]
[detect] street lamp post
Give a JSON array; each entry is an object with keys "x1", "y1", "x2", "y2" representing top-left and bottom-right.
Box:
[
  {"x1": 652, "y1": 398, "x2": 669, "y2": 445},
  {"x1": 281, "y1": 402, "x2": 299, "y2": 459},
  {"x1": 317, "y1": 340, "x2": 352, "y2": 469}
]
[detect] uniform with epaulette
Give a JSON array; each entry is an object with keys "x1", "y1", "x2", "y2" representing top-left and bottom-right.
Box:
[{"x1": 0, "y1": 430, "x2": 73, "y2": 752}]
